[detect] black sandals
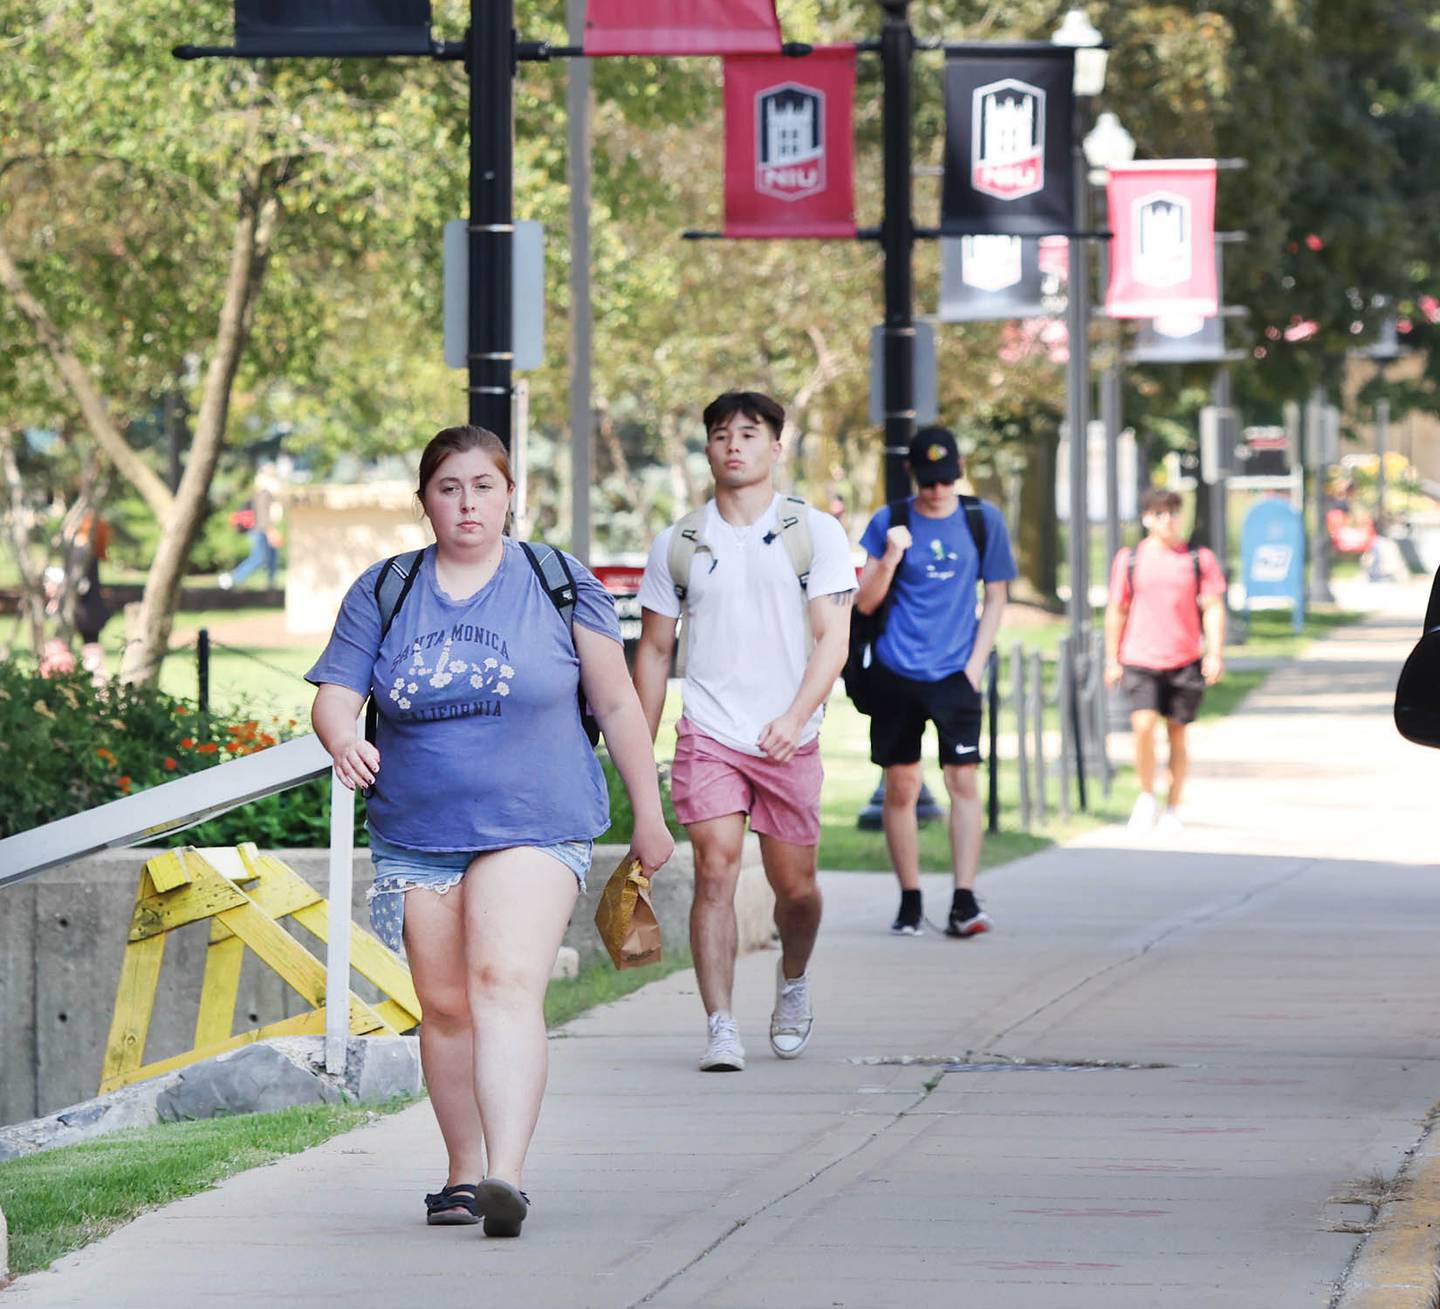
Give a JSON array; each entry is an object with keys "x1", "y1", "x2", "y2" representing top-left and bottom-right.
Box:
[
  {"x1": 424, "y1": 1183, "x2": 481, "y2": 1226},
  {"x1": 475, "y1": 1178, "x2": 530, "y2": 1238}
]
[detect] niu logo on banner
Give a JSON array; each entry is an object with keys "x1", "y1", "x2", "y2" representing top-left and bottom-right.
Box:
[
  {"x1": 1134, "y1": 193, "x2": 1193, "y2": 288},
  {"x1": 971, "y1": 79, "x2": 1045, "y2": 201},
  {"x1": 962, "y1": 235, "x2": 1023, "y2": 292},
  {"x1": 756, "y1": 84, "x2": 827, "y2": 202}
]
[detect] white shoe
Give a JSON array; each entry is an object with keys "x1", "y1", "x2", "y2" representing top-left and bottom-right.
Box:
[
  {"x1": 699, "y1": 1012, "x2": 745, "y2": 1072},
  {"x1": 1128, "y1": 792, "x2": 1159, "y2": 832},
  {"x1": 1155, "y1": 807, "x2": 1184, "y2": 837},
  {"x1": 769, "y1": 963, "x2": 814, "y2": 1060}
]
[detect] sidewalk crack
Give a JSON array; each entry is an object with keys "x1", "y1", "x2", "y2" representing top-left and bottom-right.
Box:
[
  {"x1": 982, "y1": 858, "x2": 1315, "y2": 1051},
  {"x1": 627, "y1": 1081, "x2": 938, "y2": 1307}
]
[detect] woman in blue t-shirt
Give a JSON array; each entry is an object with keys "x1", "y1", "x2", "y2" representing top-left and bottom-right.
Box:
[{"x1": 307, "y1": 425, "x2": 673, "y2": 1238}]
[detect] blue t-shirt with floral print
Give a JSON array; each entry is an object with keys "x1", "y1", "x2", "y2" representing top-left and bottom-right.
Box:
[{"x1": 305, "y1": 539, "x2": 621, "y2": 852}]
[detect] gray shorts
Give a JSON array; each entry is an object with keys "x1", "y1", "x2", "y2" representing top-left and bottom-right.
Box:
[{"x1": 366, "y1": 829, "x2": 591, "y2": 954}]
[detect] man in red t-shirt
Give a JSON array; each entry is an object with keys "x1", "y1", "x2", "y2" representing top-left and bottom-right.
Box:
[{"x1": 1104, "y1": 488, "x2": 1227, "y2": 834}]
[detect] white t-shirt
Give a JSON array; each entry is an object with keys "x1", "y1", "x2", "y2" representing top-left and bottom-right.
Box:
[{"x1": 639, "y1": 493, "x2": 856, "y2": 756}]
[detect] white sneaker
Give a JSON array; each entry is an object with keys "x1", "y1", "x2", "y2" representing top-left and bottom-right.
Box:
[
  {"x1": 1128, "y1": 792, "x2": 1159, "y2": 832},
  {"x1": 1155, "y1": 807, "x2": 1184, "y2": 837},
  {"x1": 769, "y1": 963, "x2": 814, "y2": 1060},
  {"x1": 699, "y1": 1012, "x2": 745, "y2": 1072}
]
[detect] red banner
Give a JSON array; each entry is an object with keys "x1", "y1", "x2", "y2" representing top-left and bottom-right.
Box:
[
  {"x1": 583, "y1": 0, "x2": 781, "y2": 56},
  {"x1": 723, "y1": 48, "x2": 856, "y2": 240},
  {"x1": 1105, "y1": 161, "x2": 1218, "y2": 319}
]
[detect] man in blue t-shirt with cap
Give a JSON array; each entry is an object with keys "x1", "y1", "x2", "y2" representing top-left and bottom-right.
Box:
[{"x1": 856, "y1": 426, "x2": 1017, "y2": 938}]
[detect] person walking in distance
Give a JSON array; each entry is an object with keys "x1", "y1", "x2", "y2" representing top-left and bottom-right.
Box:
[
  {"x1": 1104, "y1": 487, "x2": 1227, "y2": 835},
  {"x1": 855, "y1": 427, "x2": 1016, "y2": 938},
  {"x1": 308, "y1": 425, "x2": 673, "y2": 1238},
  {"x1": 633, "y1": 391, "x2": 855, "y2": 1072}
]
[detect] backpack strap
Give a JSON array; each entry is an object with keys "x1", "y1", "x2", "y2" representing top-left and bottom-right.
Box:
[
  {"x1": 958, "y1": 494, "x2": 988, "y2": 562},
  {"x1": 518, "y1": 541, "x2": 600, "y2": 746},
  {"x1": 365, "y1": 549, "x2": 425, "y2": 745},
  {"x1": 775, "y1": 495, "x2": 815, "y2": 592},
  {"x1": 518, "y1": 540, "x2": 578, "y2": 623},
  {"x1": 666, "y1": 507, "x2": 708, "y2": 680}
]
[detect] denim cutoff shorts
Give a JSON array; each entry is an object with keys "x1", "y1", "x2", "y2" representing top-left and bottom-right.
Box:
[{"x1": 366, "y1": 829, "x2": 592, "y2": 955}]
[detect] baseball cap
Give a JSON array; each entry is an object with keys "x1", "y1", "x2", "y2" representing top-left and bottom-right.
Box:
[{"x1": 907, "y1": 426, "x2": 961, "y2": 485}]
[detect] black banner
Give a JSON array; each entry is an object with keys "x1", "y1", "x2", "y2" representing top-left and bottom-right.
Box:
[
  {"x1": 941, "y1": 51, "x2": 1075, "y2": 237},
  {"x1": 938, "y1": 235, "x2": 1048, "y2": 321},
  {"x1": 235, "y1": 1, "x2": 432, "y2": 55}
]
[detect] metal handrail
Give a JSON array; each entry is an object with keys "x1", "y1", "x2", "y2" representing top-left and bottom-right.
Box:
[{"x1": 0, "y1": 732, "x2": 358, "y2": 1073}]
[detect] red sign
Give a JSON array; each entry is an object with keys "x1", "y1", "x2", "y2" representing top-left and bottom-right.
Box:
[
  {"x1": 1105, "y1": 161, "x2": 1218, "y2": 319},
  {"x1": 723, "y1": 48, "x2": 857, "y2": 240},
  {"x1": 583, "y1": 0, "x2": 781, "y2": 56}
]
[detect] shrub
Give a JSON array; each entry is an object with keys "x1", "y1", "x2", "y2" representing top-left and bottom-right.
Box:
[{"x1": 0, "y1": 660, "x2": 344, "y2": 846}]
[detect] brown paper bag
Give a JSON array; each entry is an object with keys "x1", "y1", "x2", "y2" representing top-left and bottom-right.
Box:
[{"x1": 593, "y1": 853, "x2": 662, "y2": 970}]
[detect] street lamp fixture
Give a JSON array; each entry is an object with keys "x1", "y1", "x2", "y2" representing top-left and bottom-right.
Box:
[
  {"x1": 1083, "y1": 110, "x2": 1135, "y2": 171},
  {"x1": 1052, "y1": 8, "x2": 1107, "y2": 96}
]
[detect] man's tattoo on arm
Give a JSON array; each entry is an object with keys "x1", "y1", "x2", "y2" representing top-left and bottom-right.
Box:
[{"x1": 830, "y1": 591, "x2": 856, "y2": 608}]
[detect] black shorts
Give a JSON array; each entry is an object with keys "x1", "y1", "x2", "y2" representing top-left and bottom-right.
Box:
[
  {"x1": 1121, "y1": 661, "x2": 1205, "y2": 724},
  {"x1": 868, "y1": 661, "x2": 984, "y2": 768}
]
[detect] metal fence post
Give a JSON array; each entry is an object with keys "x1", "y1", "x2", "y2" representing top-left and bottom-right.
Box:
[
  {"x1": 1030, "y1": 649, "x2": 1046, "y2": 826},
  {"x1": 986, "y1": 648, "x2": 1000, "y2": 835},
  {"x1": 1012, "y1": 642, "x2": 1031, "y2": 830},
  {"x1": 196, "y1": 627, "x2": 210, "y2": 717},
  {"x1": 1057, "y1": 641, "x2": 1073, "y2": 821}
]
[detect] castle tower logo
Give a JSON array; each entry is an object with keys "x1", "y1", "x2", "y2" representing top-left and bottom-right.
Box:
[
  {"x1": 971, "y1": 78, "x2": 1045, "y2": 201},
  {"x1": 756, "y1": 83, "x2": 827, "y2": 201},
  {"x1": 1133, "y1": 192, "x2": 1193, "y2": 288},
  {"x1": 961, "y1": 235, "x2": 1024, "y2": 292}
]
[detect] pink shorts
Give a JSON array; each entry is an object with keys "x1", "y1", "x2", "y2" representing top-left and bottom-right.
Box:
[{"x1": 669, "y1": 718, "x2": 823, "y2": 847}]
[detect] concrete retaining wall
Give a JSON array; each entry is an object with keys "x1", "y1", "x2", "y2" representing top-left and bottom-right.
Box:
[{"x1": 0, "y1": 838, "x2": 772, "y2": 1126}]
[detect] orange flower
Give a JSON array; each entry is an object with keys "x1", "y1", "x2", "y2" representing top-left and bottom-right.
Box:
[
  {"x1": 117, "y1": 776, "x2": 132, "y2": 792},
  {"x1": 287, "y1": 719, "x2": 297, "y2": 728},
  {"x1": 174, "y1": 704, "x2": 190, "y2": 716},
  {"x1": 258, "y1": 733, "x2": 277, "y2": 749},
  {"x1": 179, "y1": 737, "x2": 195, "y2": 749},
  {"x1": 163, "y1": 757, "x2": 178, "y2": 771},
  {"x1": 96, "y1": 747, "x2": 114, "y2": 761},
  {"x1": 195, "y1": 742, "x2": 219, "y2": 754}
]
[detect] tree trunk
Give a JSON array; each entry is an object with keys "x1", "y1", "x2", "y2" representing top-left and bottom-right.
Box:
[
  {"x1": 0, "y1": 431, "x2": 46, "y2": 656},
  {"x1": 120, "y1": 166, "x2": 283, "y2": 685},
  {"x1": 0, "y1": 235, "x2": 174, "y2": 521},
  {"x1": 1014, "y1": 426, "x2": 1062, "y2": 609}
]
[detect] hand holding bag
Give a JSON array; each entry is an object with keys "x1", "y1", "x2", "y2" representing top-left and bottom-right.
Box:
[
  {"x1": 593, "y1": 853, "x2": 662, "y2": 970},
  {"x1": 1394, "y1": 565, "x2": 1440, "y2": 748}
]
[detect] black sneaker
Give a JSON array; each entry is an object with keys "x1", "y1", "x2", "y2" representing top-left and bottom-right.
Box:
[
  {"x1": 945, "y1": 890, "x2": 992, "y2": 938},
  {"x1": 890, "y1": 889, "x2": 923, "y2": 936}
]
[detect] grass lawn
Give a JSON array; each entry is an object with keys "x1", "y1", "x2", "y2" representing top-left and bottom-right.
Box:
[{"x1": 0, "y1": 1100, "x2": 413, "y2": 1279}]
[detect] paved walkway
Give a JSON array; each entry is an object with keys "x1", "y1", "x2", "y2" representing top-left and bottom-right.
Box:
[{"x1": 8, "y1": 582, "x2": 1440, "y2": 1308}]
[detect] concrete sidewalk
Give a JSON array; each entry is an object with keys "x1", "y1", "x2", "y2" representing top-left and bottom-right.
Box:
[{"x1": 8, "y1": 586, "x2": 1440, "y2": 1308}]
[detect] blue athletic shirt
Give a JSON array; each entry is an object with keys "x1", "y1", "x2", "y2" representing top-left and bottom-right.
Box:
[
  {"x1": 859, "y1": 498, "x2": 1017, "y2": 681},
  {"x1": 305, "y1": 539, "x2": 622, "y2": 851}
]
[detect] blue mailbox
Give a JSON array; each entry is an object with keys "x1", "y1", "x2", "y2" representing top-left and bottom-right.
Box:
[{"x1": 1241, "y1": 498, "x2": 1306, "y2": 632}]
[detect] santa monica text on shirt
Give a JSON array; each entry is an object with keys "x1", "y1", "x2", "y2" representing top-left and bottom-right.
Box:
[{"x1": 391, "y1": 622, "x2": 513, "y2": 669}]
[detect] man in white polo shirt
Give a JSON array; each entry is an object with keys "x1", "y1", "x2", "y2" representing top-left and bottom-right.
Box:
[{"x1": 633, "y1": 391, "x2": 855, "y2": 1073}]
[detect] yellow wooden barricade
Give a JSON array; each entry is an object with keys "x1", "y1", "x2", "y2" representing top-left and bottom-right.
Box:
[{"x1": 101, "y1": 842, "x2": 421, "y2": 1093}]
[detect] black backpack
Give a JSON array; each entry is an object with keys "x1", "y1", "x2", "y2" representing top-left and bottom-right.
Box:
[
  {"x1": 843, "y1": 496, "x2": 987, "y2": 715},
  {"x1": 1394, "y1": 564, "x2": 1440, "y2": 749},
  {"x1": 364, "y1": 543, "x2": 600, "y2": 749}
]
